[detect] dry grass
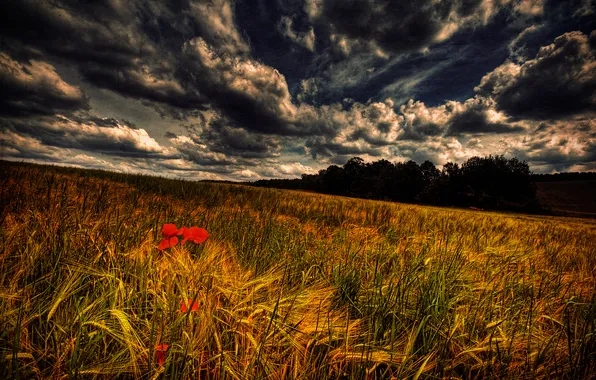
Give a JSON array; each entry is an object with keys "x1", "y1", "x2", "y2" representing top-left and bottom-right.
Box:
[{"x1": 1, "y1": 161, "x2": 595, "y2": 379}]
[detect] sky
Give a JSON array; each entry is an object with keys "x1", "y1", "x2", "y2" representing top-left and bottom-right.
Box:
[{"x1": 0, "y1": 0, "x2": 595, "y2": 180}]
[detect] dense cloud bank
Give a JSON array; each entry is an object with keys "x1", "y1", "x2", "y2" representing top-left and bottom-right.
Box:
[
  {"x1": 476, "y1": 31, "x2": 596, "y2": 119},
  {"x1": 0, "y1": 0, "x2": 594, "y2": 178}
]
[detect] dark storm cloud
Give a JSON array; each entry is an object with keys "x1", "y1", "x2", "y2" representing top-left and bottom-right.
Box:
[
  {"x1": 511, "y1": 144, "x2": 596, "y2": 172},
  {"x1": 0, "y1": 53, "x2": 89, "y2": 116},
  {"x1": 164, "y1": 132, "x2": 238, "y2": 166},
  {"x1": 0, "y1": 129, "x2": 124, "y2": 171},
  {"x1": 447, "y1": 110, "x2": 523, "y2": 135},
  {"x1": 294, "y1": 100, "x2": 405, "y2": 158},
  {"x1": 1, "y1": 130, "x2": 63, "y2": 161},
  {"x1": 68, "y1": 114, "x2": 138, "y2": 130},
  {"x1": 446, "y1": 99, "x2": 525, "y2": 135},
  {"x1": 1, "y1": 0, "x2": 595, "y2": 177},
  {"x1": 0, "y1": 0, "x2": 310, "y2": 140},
  {"x1": 0, "y1": 1, "x2": 151, "y2": 66},
  {"x1": 176, "y1": 116, "x2": 283, "y2": 160},
  {"x1": 476, "y1": 30, "x2": 596, "y2": 119},
  {"x1": 0, "y1": 0, "x2": 308, "y2": 173},
  {"x1": 278, "y1": 16, "x2": 316, "y2": 51},
  {"x1": 304, "y1": 137, "x2": 384, "y2": 159},
  {"x1": 0, "y1": 0, "x2": 194, "y2": 111},
  {"x1": 397, "y1": 99, "x2": 450, "y2": 141},
  {"x1": 389, "y1": 143, "x2": 447, "y2": 165},
  {"x1": 311, "y1": 0, "x2": 494, "y2": 55},
  {"x1": 544, "y1": 0, "x2": 595, "y2": 22},
  {"x1": 178, "y1": 37, "x2": 319, "y2": 136},
  {"x1": 0, "y1": 0, "x2": 238, "y2": 116},
  {"x1": 79, "y1": 62, "x2": 208, "y2": 111},
  {"x1": 399, "y1": 123, "x2": 443, "y2": 141},
  {"x1": 1, "y1": 114, "x2": 172, "y2": 158},
  {"x1": 0, "y1": 127, "x2": 228, "y2": 179},
  {"x1": 73, "y1": 0, "x2": 251, "y2": 113},
  {"x1": 0, "y1": 0, "x2": 310, "y2": 135},
  {"x1": 397, "y1": 96, "x2": 527, "y2": 139},
  {"x1": 502, "y1": 117, "x2": 596, "y2": 172},
  {"x1": 0, "y1": 0, "x2": 537, "y2": 139}
]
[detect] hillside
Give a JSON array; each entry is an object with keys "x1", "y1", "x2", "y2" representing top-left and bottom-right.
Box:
[
  {"x1": 536, "y1": 180, "x2": 596, "y2": 218},
  {"x1": 1, "y1": 160, "x2": 595, "y2": 379}
]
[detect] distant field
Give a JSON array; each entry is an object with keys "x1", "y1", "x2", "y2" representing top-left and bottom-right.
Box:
[
  {"x1": 536, "y1": 180, "x2": 596, "y2": 218},
  {"x1": 1, "y1": 161, "x2": 595, "y2": 379}
]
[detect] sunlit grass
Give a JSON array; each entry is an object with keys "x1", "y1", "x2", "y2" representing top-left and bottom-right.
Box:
[{"x1": 1, "y1": 161, "x2": 595, "y2": 378}]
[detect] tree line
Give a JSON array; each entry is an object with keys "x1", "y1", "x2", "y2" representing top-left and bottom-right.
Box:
[{"x1": 252, "y1": 155, "x2": 542, "y2": 212}]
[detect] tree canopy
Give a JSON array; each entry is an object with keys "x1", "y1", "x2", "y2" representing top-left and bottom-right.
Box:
[{"x1": 253, "y1": 155, "x2": 540, "y2": 212}]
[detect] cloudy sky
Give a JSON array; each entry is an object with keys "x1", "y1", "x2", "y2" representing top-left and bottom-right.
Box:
[{"x1": 0, "y1": 0, "x2": 594, "y2": 180}]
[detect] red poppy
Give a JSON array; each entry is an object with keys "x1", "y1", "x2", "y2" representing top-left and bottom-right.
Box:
[
  {"x1": 162, "y1": 224, "x2": 180, "y2": 237},
  {"x1": 180, "y1": 298, "x2": 199, "y2": 313},
  {"x1": 155, "y1": 344, "x2": 169, "y2": 366},
  {"x1": 180, "y1": 227, "x2": 210, "y2": 245},
  {"x1": 158, "y1": 224, "x2": 180, "y2": 250},
  {"x1": 158, "y1": 236, "x2": 178, "y2": 250}
]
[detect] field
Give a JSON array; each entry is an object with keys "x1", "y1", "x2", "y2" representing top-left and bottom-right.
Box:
[
  {"x1": 536, "y1": 181, "x2": 596, "y2": 218},
  {"x1": 1, "y1": 161, "x2": 595, "y2": 379}
]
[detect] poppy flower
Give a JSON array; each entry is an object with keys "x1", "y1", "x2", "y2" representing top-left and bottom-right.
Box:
[
  {"x1": 158, "y1": 224, "x2": 180, "y2": 250},
  {"x1": 155, "y1": 344, "x2": 169, "y2": 366},
  {"x1": 180, "y1": 227, "x2": 209, "y2": 245},
  {"x1": 181, "y1": 298, "x2": 199, "y2": 313},
  {"x1": 162, "y1": 224, "x2": 180, "y2": 237}
]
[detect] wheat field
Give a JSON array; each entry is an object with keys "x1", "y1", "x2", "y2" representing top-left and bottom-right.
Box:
[{"x1": 1, "y1": 161, "x2": 595, "y2": 379}]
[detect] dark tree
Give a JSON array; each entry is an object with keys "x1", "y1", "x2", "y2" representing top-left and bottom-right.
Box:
[
  {"x1": 321, "y1": 165, "x2": 348, "y2": 195},
  {"x1": 251, "y1": 155, "x2": 540, "y2": 213},
  {"x1": 419, "y1": 160, "x2": 441, "y2": 203},
  {"x1": 393, "y1": 160, "x2": 424, "y2": 202},
  {"x1": 365, "y1": 159, "x2": 397, "y2": 199},
  {"x1": 460, "y1": 155, "x2": 535, "y2": 208},
  {"x1": 343, "y1": 157, "x2": 366, "y2": 196}
]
